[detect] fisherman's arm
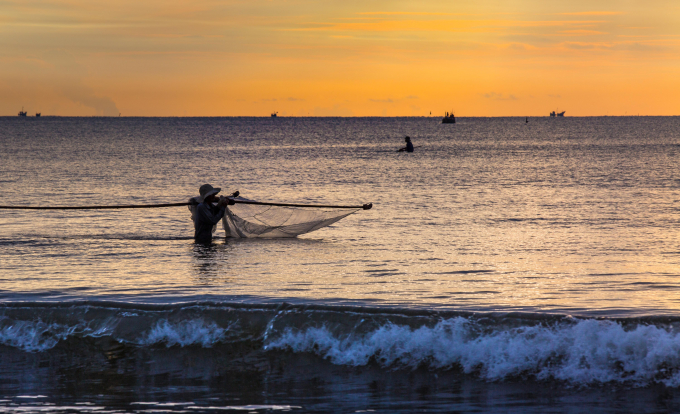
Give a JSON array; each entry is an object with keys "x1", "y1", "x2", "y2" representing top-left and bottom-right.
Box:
[{"x1": 197, "y1": 200, "x2": 228, "y2": 226}]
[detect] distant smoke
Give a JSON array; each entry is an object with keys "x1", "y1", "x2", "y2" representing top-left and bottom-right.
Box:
[
  {"x1": 1, "y1": 49, "x2": 120, "y2": 116},
  {"x1": 48, "y1": 50, "x2": 120, "y2": 116},
  {"x1": 60, "y1": 84, "x2": 119, "y2": 116}
]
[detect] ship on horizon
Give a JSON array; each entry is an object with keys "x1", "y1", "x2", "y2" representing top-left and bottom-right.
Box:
[
  {"x1": 550, "y1": 110, "x2": 565, "y2": 117},
  {"x1": 442, "y1": 111, "x2": 455, "y2": 124},
  {"x1": 18, "y1": 107, "x2": 27, "y2": 117}
]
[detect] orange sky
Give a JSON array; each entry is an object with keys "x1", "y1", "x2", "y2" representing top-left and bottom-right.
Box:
[{"x1": 2, "y1": 0, "x2": 679, "y2": 116}]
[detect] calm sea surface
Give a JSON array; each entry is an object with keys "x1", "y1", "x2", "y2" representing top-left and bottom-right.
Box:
[{"x1": 1, "y1": 116, "x2": 680, "y2": 413}]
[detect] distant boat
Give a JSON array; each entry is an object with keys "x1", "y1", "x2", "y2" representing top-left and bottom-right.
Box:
[
  {"x1": 550, "y1": 110, "x2": 565, "y2": 117},
  {"x1": 271, "y1": 112, "x2": 278, "y2": 118},
  {"x1": 442, "y1": 112, "x2": 455, "y2": 124},
  {"x1": 18, "y1": 107, "x2": 27, "y2": 117},
  {"x1": 35, "y1": 113, "x2": 41, "y2": 117}
]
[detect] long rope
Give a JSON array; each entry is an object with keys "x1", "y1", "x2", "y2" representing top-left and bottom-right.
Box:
[
  {"x1": 0, "y1": 202, "x2": 189, "y2": 210},
  {"x1": 234, "y1": 200, "x2": 372, "y2": 210},
  {"x1": 0, "y1": 200, "x2": 373, "y2": 210}
]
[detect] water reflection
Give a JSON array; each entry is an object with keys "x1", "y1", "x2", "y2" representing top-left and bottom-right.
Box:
[
  {"x1": 192, "y1": 239, "x2": 232, "y2": 282},
  {"x1": 2, "y1": 345, "x2": 680, "y2": 413},
  {"x1": 2, "y1": 117, "x2": 680, "y2": 315}
]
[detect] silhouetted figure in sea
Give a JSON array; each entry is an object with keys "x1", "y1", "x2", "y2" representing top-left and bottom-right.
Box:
[
  {"x1": 398, "y1": 136, "x2": 414, "y2": 153},
  {"x1": 188, "y1": 184, "x2": 233, "y2": 243}
]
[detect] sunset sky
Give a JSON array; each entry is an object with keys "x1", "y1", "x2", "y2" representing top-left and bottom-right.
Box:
[{"x1": 2, "y1": 0, "x2": 679, "y2": 116}]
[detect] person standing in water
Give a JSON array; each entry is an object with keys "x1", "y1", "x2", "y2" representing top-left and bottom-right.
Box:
[
  {"x1": 189, "y1": 184, "x2": 234, "y2": 243},
  {"x1": 398, "y1": 136, "x2": 414, "y2": 153}
]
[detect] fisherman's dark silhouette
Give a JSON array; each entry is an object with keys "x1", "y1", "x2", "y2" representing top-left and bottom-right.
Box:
[
  {"x1": 398, "y1": 136, "x2": 414, "y2": 153},
  {"x1": 189, "y1": 184, "x2": 234, "y2": 243}
]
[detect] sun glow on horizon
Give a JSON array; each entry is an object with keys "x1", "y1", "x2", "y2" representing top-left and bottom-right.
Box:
[{"x1": 1, "y1": 0, "x2": 679, "y2": 116}]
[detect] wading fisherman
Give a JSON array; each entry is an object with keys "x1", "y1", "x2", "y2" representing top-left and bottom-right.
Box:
[
  {"x1": 189, "y1": 184, "x2": 234, "y2": 243},
  {"x1": 398, "y1": 136, "x2": 414, "y2": 153}
]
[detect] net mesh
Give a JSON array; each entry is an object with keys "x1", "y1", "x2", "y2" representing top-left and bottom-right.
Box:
[{"x1": 222, "y1": 199, "x2": 360, "y2": 238}]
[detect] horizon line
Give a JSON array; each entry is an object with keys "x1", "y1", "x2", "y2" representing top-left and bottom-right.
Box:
[{"x1": 2, "y1": 114, "x2": 678, "y2": 118}]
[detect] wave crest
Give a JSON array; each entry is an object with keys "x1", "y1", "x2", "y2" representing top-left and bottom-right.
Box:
[
  {"x1": 0, "y1": 319, "x2": 78, "y2": 352},
  {"x1": 140, "y1": 319, "x2": 227, "y2": 347},
  {"x1": 267, "y1": 317, "x2": 680, "y2": 386},
  {"x1": 3, "y1": 302, "x2": 680, "y2": 387}
]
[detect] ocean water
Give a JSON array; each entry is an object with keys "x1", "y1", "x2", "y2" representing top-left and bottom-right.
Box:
[{"x1": 1, "y1": 116, "x2": 680, "y2": 412}]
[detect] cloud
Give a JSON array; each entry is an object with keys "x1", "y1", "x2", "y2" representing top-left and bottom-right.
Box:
[
  {"x1": 558, "y1": 30, "x2": 606, "y2": 36},
  {"x1": 357, "y1": 12, "x2": 471, "y2": 17},
  {"x1": 483, "y1": 92, "x2": 518, "y2": 101},
  {"x1": 559, "y1": 11, "x2": 624, "y2": 16},
  {"x1": 562, "y1": 42, "x2": 602, "y2": 50},
  {"x1": 505, "y1": 42, "x2": 529, "y2": 50},
  {"x1": 313, "y1": 104, "x2": 353, "y2": 116},
  {"x1": 612, "y1": 42, "x2": 667, "y2": 52},
  {"x1": 369, "y1": 96, "x2": 417, "y2": 103},
  {"x1": 290, "y1": 19, "x2": 491, "y2": 33},
  {"x1": 559, "y1": 41, "x2": 665, "y2": 52},
  {"x1": 287, "y1": 16, "x2": 615, "y2": 46},
  {"x1": 257, "y1": 97, "x2": 304, "y2": 104}
]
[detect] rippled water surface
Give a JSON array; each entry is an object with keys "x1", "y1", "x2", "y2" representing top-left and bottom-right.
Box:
[
  {"x1": 2, "y1": 116, "x2": 679, "y2": 315},
  {"x1": 1, "y1": 116, "x2": 680, "y2": 413}
]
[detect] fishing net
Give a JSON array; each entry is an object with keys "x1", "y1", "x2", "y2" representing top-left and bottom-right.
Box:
[{"x1": 222, "y1": 198, "x2": 361, "y2": 238}]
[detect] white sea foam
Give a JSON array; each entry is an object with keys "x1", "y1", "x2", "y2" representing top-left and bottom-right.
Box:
[
  {"x1": 266, "y1": 317, "x2": 680, "y2": 386},
  {"x1": 4, "y1": 306, "x2": 680, "y2": 387},
  {"x1": 186, "y1": 406, "x2": 300, "y2": 411},
  {"x1": 140, "y1": 319, "x2": 226, "y2": 347},
  {"x1": 0, "y1": 320, "x2": 76, "y2": 352},
  {"x1": 0, "y1": 314, "x2": 121, "y2": 352},
  {"x1": 0, "y1": 316, "x2": 227, "y2": 350}
]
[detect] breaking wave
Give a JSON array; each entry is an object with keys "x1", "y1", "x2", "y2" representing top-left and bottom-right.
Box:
[
  {"x1": 267, "y1": 317, "x2": 680, "y2": 386},
  {"x1": 2, "y1": 301, "x2": 680, "y2": 387}
]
